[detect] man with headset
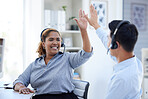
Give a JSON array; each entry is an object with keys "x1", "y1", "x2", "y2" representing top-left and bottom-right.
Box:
[{"x1": 84, "y1": 5, "x2": 143, "y2": 99}]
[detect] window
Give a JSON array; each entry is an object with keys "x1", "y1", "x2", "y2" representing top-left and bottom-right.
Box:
[{"x1": 0, "y1": 0, "x2": 23, "y2": 81}]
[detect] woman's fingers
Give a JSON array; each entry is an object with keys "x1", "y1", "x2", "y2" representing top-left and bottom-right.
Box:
[
  {"x1": 19, "y1": 89, "x2": 22, "y2": 94},
  {"x1": 19, "y1": 88, "x2": 31, "y2": 94},
  {"x1": 84, "y1": 14, "x2": 89, "y2": 23},
  {"x1": 79, "y1": 9, "x2": 83, "y2": 18},
  {"x1": 29, "y1": 89, "x2": 35, "y2": 93},
  {"x1": 83, "y1": 11, "x2": 85, "y2": 16},
  {"x1": 73, "y1": 18, "x2": 79, "y2": 27},
  {"x1": 25, "y1": 89, "x2": 30, "y2": 94},
  {"x1": 22, "y1": 89, "x2": 28, "y2": 94}
]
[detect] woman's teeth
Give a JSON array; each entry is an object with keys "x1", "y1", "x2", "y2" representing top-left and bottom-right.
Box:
[{"x1": 51, "y1": 47, "x2": 58, "y2": 49}]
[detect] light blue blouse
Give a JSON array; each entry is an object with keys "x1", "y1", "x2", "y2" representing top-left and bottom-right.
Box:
[{"x1": 13, "y1": 49, "x2": 93, "y2": 95}]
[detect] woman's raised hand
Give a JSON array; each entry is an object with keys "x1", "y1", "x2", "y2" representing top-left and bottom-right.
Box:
[{"x1": 74, "y1": 9, "x2": 88, "y2": 31}]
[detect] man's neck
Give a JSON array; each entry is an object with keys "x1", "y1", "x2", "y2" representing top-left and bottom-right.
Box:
[{"x1": 116, "y1": 51, "x2": 134, "y2": 63}]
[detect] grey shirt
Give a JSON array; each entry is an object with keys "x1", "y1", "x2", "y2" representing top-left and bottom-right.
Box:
[{"x1": 13, "y1": 49, "x2": 93, "y2": 95}]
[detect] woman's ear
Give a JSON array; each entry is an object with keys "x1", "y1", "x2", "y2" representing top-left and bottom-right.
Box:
[{"x1": 42, "y1": 42, "x2": 45, "y2": 49}]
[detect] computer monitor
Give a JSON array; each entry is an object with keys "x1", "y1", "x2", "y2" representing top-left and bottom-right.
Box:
[{"x1": 0, "y1": 38, "x2": 4, "y2": 78}]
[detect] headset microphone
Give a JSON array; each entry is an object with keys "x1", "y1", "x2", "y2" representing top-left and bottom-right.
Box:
[{"x1": 107, "y1": 44, "x2": 112, "y2": 54}]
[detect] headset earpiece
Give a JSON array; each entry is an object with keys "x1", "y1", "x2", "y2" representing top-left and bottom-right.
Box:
[
  {"x1": 61, "y1": 38, "x2": 65, "y2": 52},
  {"x1": 111, "y1": 42, "x2": 118, "y2": 49},
  {"x1": 110, "y1": 34, "x2": 118, "y2": 49},
  {"x1": 61, "y1": 40, "x2": 65, "y2": 47}
]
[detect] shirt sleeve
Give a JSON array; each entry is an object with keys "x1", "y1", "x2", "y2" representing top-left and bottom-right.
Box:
[
  {"x1": 96, "y1": 27, "x2": 117, "y2": 62},
  {"x1": 13, "y1": 63, "x2": 32, "y2": 88},
  {"x1": 68, "y1": 48, "x2": 93, "y2": 69},
  {"x1": 105, "y1": 78, "x2": 127, "y2": 99},
  {"x1": 96, "y1": 27, "x2": 108, "y2": 49}
]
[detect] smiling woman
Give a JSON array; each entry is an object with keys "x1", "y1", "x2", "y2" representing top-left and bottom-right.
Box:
[
  {"x1": 37, "y1": 28, "x2": 62, "y2": 58},
  {"x1": 13, "y1": 9, "x2": 93, "y2": 99},
  {"x1": 37, "y1": 28, "x2": 62, "y2": 64}
]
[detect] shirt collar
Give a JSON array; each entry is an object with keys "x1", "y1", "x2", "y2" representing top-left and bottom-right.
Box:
[
  {"x1": 40, "y1": 51, "x2": 63, "y2": 58},
  {"x1": 39, "y1": 51, "x2": 64, "y2": 65},
  {"x1": 113, "y1": 56, "x2": 136, "y2": 73}
]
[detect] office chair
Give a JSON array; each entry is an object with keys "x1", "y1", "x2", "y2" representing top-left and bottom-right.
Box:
[{"x1": 73, "y1": 80, "x2": 90, "y2": 99}]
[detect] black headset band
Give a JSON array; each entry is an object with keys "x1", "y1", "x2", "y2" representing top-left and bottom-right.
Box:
[
  {"x1": 40, "y1": 28, "x2": 59, "y2": 42},
  {"x1": 113, "y1": 21, "x2": 130, "y2": 36}
]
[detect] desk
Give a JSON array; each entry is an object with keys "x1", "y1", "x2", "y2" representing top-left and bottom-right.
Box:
[
  {"x1": 0, "y1": 88, "x2": 33, "y2": 99},
  {"x1": 0, "y1": 81, "x2": 33, "y2": 99}
]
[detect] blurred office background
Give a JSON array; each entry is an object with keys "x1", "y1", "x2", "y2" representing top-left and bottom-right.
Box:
[{"x1": 0, "y1": 0, "x2": 148, "y2": 99}]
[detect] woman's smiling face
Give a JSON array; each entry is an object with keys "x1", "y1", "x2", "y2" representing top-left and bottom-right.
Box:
[{"x1": 42, "y1": 31, "x2": 61, "y2": 56}]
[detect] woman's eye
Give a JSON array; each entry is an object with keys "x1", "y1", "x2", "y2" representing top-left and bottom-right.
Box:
[
  {"x1": 57, "y1": 38, "x2": 60, "y2": 41},
  {"x1": 48, "y1": 38, "x2": 53, "y2": 41}
]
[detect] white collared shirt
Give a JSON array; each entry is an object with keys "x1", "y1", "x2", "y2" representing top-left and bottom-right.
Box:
[{"x1": 96, "y1": 27, "x2": 143, "y2": 99}]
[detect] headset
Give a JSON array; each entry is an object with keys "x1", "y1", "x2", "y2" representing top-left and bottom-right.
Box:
[
  {"x1": 40, "y1": 28, "x2": 65, "y2": 52},
  {"x1": 107, "y1": 21, "x2": 130, "y2": 54}
]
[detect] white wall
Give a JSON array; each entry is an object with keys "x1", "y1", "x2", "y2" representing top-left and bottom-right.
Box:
[
  {"x1": 81, "y1": 0, "x2": 123, "y2": 99},
  {"x1": 23, "y1": 0, "x2": 44, "y2": 69},
  {"x1": 123, "y1": 0, "x2": 148, "y2": 60}
]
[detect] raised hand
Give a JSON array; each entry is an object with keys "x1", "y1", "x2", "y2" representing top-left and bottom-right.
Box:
[
  {"x1": 74, "y1": 8, "x2": 91, "y2": 52},
  {"x1": 74, "y1": 9, "x2": 87, "y2": 31},
  {"x1": 84, "y1": 4, "x2": 100, "y2": 30}
]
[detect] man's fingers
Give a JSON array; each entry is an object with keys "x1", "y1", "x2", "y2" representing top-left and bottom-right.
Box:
[
  {"x1": 94, "y1": 9, "x2": 97, "y2": 15},
  {"x1": 91, "y1": 4, "x2": 95, "y2": 12},
  {"x1": 90, "y1": 4, "x2": 94, "y2": 14},
  {"x1": 90, "y1": 4, "x2": 96, "y2": 15}
]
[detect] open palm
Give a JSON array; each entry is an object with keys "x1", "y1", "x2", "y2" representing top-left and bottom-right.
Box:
[
  {"x1": 74, "y1": 9, "x2": 87, "y2": 30},
  {"x1": 84, "y1": 4, "x2": 100, "y2": 30},
  {"x1": 78, "y1": 17, "x2": 87, "y2": 30}
]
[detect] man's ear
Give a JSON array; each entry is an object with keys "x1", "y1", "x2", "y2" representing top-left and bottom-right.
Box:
[{"x1": 116, "y1": 41, "x2": 120, "y2": 49}]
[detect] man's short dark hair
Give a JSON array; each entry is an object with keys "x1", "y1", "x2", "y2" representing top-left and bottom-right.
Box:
[{"x1": 108, "y1": 20, "x2": 138, "y2": 52}]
